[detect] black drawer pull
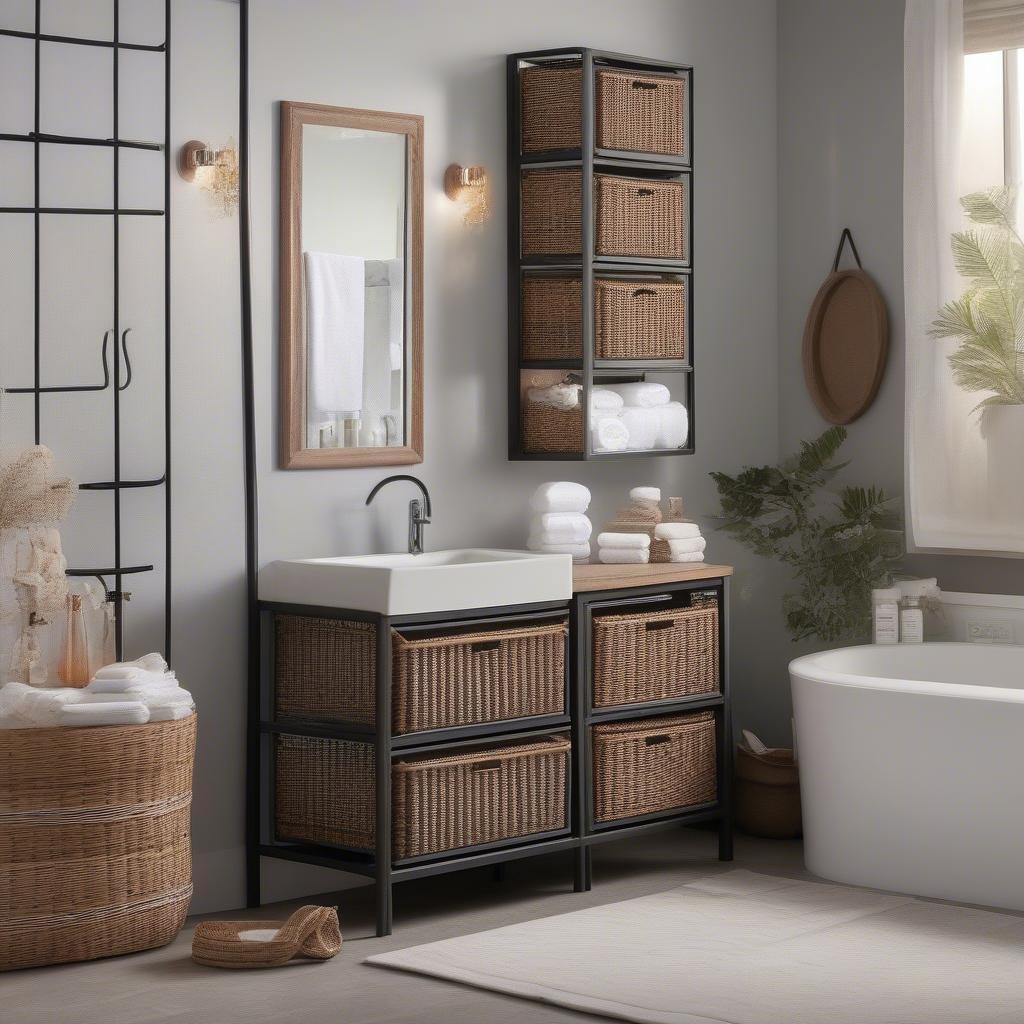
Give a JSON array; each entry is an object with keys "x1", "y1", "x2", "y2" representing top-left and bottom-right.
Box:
[
  {"x1": 471, "y1": 759, "x2": 502, "y2": 773},
  {"x1": 470, "y1": 640, "x2": 501, "y2": 654},
  {"x1": 644, "y1": 734, "x2": 671, "y2": 746},
  {"x1": 631, "y1": 80, "x2": 660, "y2": 90},
  {"x1": 632, "y1": 287, "x2": 657, "y2": 297},
  {"x1": 645, "y1": 619, "x2": 674, "y2": 631}
]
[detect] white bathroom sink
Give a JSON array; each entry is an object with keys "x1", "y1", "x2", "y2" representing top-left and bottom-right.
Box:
[{"x1": 258, "y1": 548, "x2": 573, "y2": 616}]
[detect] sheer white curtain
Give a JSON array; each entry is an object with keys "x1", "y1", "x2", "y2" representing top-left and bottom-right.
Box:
[{"x1": 905, "y1": 0, "x2": 1024, "y2": 554}]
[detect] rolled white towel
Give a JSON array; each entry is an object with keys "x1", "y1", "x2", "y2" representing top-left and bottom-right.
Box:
[
  {"x1": 148, "y1": 704, "x2": 195, "y2": 722},
  {"x1": 598, "y1": 547, "x2": 650, "y2": 564},
  {"x1": 668, "y1": 537, "x2": 707, "y2": 556},
  {"x1": 597, "y1": 532, "x2": 651, "y2": 549},
  {"x1": 654, "y1": 522, "x2": 702, "y2": 540},
  {"x1": 57, "y1": 702, "x2": 150, "y2": 727},
  {"x1": 607, "y1": 382, "x2": 671, "y2": 408},
  {"x1": 620, "y1": 407, "x2": 659, "y2": 451},
  {"x1": 527, "y1": 381, "x2": 580, "y2": 410},
  {"x1": 530, "y1": 481, "x2": 591, "y2": 514},
  {"x1": 654, "y1": 401, "x2": 689, "y2": 449},
  {"x1": 590, "y1": 387, "x2": 624, "y2": 412},
  {"x1": 592, "y1": 416, "x2": 629, "y2": 453},
  {"x1": 529, "y1": 512, "x2": 592, "y2": 545},
  {"x1": 630, "y1": 486, "x2": 661, "y2": 504},
  {"x1": 671, "y1": 551, "x2": 706, "y2": 564}
]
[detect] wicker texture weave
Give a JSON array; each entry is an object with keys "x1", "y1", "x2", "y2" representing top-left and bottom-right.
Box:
[
  {"x1": 592, "y1": 710, "x2": 716, "y2": 823},
  {"x1": 274, "y1": 615, "x2": 375, "y2": 725},
  {"x1": 522, "y1": 276, "x2": 583, "y2": 361},
  {"x1": 393, "y1": 735, "x2": 570, "y2": 860},
  {"x1": 393, "y1": 621, "x2": 567, "y2": 734},
  {"x1": 521, "y1": 399, "x2": 584, "y2": 454},
  {"x1": 592, "y1": 604, "x2": 719, "y2": 707},
  {"x1": 594, "y1": 279, "x2": 686, "y2": 359},
  {"x1": 274, "y1": 734, "x2": 570, "y2": 860},
  {"x1": 521, "y1": 170, "x2": 687, "y2": 261},
  {"x1": 0, "y1": 716, "x2": 196, "y2": 971},
  {"x1": 520, "y1": 63, "x2": 687, "y2": 158}
]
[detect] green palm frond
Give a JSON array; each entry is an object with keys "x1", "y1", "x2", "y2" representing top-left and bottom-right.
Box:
[{"x1": 961, "y1": 187, "x2": 1017, "y2": 231}]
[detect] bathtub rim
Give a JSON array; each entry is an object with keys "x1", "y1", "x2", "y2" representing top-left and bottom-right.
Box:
[{"x1": 789, "y1": 642, "x2": 1024, "y2": 705}]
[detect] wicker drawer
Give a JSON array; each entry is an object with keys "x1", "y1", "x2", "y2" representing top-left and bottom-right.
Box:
[
  {"x1": 592, "y1": 710, "x2": 716, "y2": 823},
  {"x1": 592, "y1": 604, "x2": 719, "y2": 708},
  {"x1": 521, "y1": 63, "x2": 688, "y2": 159},
  {"x1": 392, "y1": 621, "x2": 567, "y2": 734},
  {"x1": 522, "y1": 276, "x2": 687, "y2": 363},
  {"x1": 521, "y1": 400, "x2": 584, "y2": 455},
  {"x1": 274, "y1": 734, "x2": 571, "y2": 860},
  {"x1": 521, "y1": 170, "x2": 688, "y2": 262},
  {"x1": 274, "y1": 615, "x2": 566, "y2": 734}
]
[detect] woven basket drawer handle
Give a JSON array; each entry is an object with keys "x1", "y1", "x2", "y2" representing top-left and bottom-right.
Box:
[
  {"x1": 644, "y1": 734, "x2": 671, "y2": 746},
  {"x1": 636, "y1": 187, "x2": 655, "y2": 197},
  {"x1": 632, "y1": 288, "x2": 657, "y2": 298},
  {"x1": 645, "y1": 619, "x2": 674, "y2": 631},
  {"x1": 470, "y1": 640, "x2": 501, "y2": 654},
  {"x1": 471, "y1": 759, "x2": 502, "y2": 773},
  {"x1": 631, "y1": 80, "x2": 660, "y2": 90}
]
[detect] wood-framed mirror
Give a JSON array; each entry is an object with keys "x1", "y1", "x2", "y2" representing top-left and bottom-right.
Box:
[{"x1": 279, "y1": 101, "x2": 423, "y2": 468}]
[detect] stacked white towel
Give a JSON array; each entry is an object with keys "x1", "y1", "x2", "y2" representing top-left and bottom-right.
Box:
[
  {"x1": 0, "y1": 653, "x2": 195, "y2": 729},
  {"x1": 590, "y1": 389, "x2": 629, "y2": 453},
  {"x1": 654, "y1": 521, "x2": 708, "y2": 563},
  {"x1": 528, "y1": 482, "x2": 592, "y2": 562},
  {"x1": 605, "y1": 384, "x2": 689, "y2": 451},
  {"x1": 596, "y1": 531, "x2": 651, "y2": 565}
]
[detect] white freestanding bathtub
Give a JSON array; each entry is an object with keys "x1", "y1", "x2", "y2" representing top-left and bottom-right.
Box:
[{"x1": 790, "y1": 643, "x2": 1024, "y2": 910}]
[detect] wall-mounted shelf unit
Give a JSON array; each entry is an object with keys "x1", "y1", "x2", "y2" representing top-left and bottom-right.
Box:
[{"x1": 507, "y1": 47, "x2": 694, "y2": 461}]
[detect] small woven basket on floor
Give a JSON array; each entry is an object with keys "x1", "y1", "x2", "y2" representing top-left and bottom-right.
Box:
[
  {"x1": 0, "y1": 715, "x2": 196, "y2": 971},
  {"x1": 592, "y1": 710, "x2": 716, "y2": 823},
  {"x1": 592, "y1": 604, "x2": 719, "y2": 707}
]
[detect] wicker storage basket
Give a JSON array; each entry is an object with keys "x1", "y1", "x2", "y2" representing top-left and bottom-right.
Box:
[
  {"x1": 522, "y1": 277, "x2": 686, "y2": 362},
  {"x1": 274, "y1": 733, "x2": 571, "y2": 860},
  {"x1": 592, "y1": 604, "x2": 719, "y2": 707},
  {"x1": 393, "y1": 621, "x2": 567, "y2": 734},
  {"x1": 592, "y1": 710, "x2": 716, "y2": 823},
  {"x1": 521, "y1": 170, "x2": 687, "y2": 261},
  {"x1": 521, "y1": 398, "x2": 584, "y2": 454},
  {"x1": 521, "y1": 63, "x2": 688, "y2": 158},
  {"x1": 0, "y1": 715, "x2": 196, "y2": 971},
  {"x1": 275, "y1": 615, "x2": 375, "y2": 725}
]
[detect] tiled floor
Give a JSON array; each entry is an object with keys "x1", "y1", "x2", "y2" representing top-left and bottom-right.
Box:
[{"x1": 7, "y1": 830, "x2": 811, "y2": 1024}]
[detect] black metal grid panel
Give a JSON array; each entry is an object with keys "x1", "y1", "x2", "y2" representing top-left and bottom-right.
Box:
[
  {"x1": 507, "y1": 46, "x2": 695, "y2": 461},
  {"x1": 0, "y1": 2, "x2": 172, "y2": 659}
]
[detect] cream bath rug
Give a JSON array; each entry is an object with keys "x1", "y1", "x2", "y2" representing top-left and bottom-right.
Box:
[{"x1": 367, "y1": 870, "x2": 1024, "y2": 1024}]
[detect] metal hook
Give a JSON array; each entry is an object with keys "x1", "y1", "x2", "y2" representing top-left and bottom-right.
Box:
[
  {"x1": 831, "y1": 227, "x2": 863, "y2": 273},
  {"x1": 118, "y1": 328, "x2": 133, "y2": 391}
]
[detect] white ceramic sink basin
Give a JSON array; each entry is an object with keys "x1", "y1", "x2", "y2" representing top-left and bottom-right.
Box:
[{"x1": 258, "y1": 548, "x2": 573, "y2": 616}]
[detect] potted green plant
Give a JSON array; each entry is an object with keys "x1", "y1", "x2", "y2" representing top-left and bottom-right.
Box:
[{"x1": 710, "y1": 426, "x2": 903, "y2": 645}]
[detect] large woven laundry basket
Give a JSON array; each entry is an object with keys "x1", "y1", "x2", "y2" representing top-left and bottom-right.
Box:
[{"x1": 0, "y1": 714, "x2": 196, "y2": 971}]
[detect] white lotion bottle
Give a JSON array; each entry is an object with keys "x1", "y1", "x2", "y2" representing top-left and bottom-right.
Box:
[
  {"x1": 900, "y1": 596, "x2": 924, "y2": 644},
  {"x1": 872, "y1": 588, "x2": 900, "y2": 645}
]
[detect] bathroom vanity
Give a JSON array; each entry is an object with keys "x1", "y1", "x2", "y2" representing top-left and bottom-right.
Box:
[{"x1": 250, "y1": 555, "x2": 732, "y2": 935}]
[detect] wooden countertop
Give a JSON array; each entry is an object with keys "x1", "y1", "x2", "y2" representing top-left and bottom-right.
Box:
[{"x1": 572, "y1": 562, "x2": 733, "y2": 594}]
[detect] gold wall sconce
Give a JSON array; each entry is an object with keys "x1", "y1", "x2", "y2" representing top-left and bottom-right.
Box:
[
  {"x1": 177, "y1": 139, "x2": 239, "y2": 215},
  {"x1": 444, "y1": 163, "x2": 489, "y2": 224}
]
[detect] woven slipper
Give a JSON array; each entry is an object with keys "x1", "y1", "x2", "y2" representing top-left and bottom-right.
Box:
[{"x1": 191, "y1": 905, "x2": 341, "y2": 969}]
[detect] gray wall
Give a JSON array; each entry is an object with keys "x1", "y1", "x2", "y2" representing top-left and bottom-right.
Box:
[
  {"x1": 778, "y1": 0, "x2": 1024, "y2": 607},
  {"x1": 247, "y1": 0, "x2": 787, "y2": 904}
]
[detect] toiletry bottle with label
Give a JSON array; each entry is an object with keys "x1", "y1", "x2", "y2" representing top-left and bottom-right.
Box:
[
  {"x1": 900, "y1": 595, "x2": 924, "y2": 644},
  {"x1": 872, "y1": 588, "x2": 900, "y2": 645}
]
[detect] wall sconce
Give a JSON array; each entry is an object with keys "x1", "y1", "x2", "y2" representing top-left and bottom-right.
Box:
[
  {"x1": 177, "y1": 138, "x2": 239, "y2": 216},
  {"x1": 444, "y1": 163, "x2": 489, "y2": 224}
]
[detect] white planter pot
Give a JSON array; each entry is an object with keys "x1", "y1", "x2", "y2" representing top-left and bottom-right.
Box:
[{"x1": 981, "y1": 403, "x2": 1024, "y2": 534}]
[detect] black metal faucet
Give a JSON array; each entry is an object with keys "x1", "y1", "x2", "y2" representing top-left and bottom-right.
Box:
[{"x1": 365, "y1": 475, "x2": 432, "y2": 555}]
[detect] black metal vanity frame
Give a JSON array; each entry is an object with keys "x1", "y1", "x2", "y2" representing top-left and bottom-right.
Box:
[{"x1": 247, "y1": 575, "x2": 732, "y2": 936}]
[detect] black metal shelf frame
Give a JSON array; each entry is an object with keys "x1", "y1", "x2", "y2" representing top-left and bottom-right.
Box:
[
  {"x1": 248, "y1": 574, "x2": 732, "y2": 936},
  {"x1": 1, "y1": 2, "x2": 171, "y2": 659},
  {"x1": 507, "y1": 47, "x2": 695, "y2": 461}
]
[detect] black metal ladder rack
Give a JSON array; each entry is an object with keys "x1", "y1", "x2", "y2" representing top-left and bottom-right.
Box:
[{"x1": 0, "y1": 2, "x2": 171, "y2": 660}]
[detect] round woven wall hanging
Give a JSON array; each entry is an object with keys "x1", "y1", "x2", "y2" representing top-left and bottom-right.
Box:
[{"x1": 802, "y1": 229, "x2": 889, "y2": 424}]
